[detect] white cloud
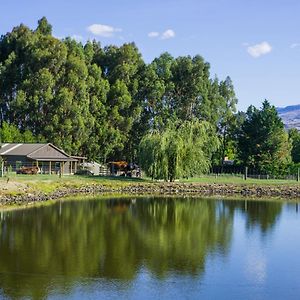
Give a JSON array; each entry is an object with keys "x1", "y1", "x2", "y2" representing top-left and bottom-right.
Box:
[
  {"x1": 245, "y1": 250, "x2": 267, "y2": 284},
  {"x1": 290, "y1": 43, "x2": 300, "y2": 49},
  {"x1": 148, "y1": 31, "x2": 160, "y2": 38},
  {"x1": 247, "y1": 41, "x2": 272, "y2": 58},
  {"x1": 147, "y1": 29, "x2": 176, "y2": 40},
  {"x1": 161, "y1": 29, "x2": 175, "y2": 40},
  {"x1": 87, "y1": 24, "x2": 122, "y2": 37}
]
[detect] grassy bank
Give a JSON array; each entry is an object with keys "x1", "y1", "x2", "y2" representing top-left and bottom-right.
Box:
[
  {"x1": 0, "y1": 174, "x2": 300, "y2": 208},
  {"x1": 0, "y1": 173, "x2": 299, "y2": 196},
  {"x1": 0, "y1": 174, "x2": 149, "y2": 195},
  {"x1": 180, "y1": 175, "x2": 300, "y2": 185}
]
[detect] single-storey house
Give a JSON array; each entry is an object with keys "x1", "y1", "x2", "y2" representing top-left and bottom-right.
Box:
[{"x1": 0, "y1": 143, "x2": 85, "y2": 175}]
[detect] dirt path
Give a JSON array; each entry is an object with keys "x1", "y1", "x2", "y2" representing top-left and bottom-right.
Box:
[{"x1": 0, "y1": 179, "x2": 27, "y2": 192}]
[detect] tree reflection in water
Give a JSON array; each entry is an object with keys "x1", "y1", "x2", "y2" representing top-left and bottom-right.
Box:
[
  {"x1": 225, "y1": 199, "x2": 283, "y2": 234},
  {"x1": 0, "y1": 197, "x2": 283, "y2": 299}
]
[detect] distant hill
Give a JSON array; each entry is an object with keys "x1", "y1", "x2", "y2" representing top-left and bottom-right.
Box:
[{"x1": 277, "y1": 105, "x2": 300, "y2": 130}]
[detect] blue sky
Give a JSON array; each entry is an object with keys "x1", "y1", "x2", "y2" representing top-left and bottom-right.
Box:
[{"x1": 1, "y1": 0, "x2": 300, "y2": 111}]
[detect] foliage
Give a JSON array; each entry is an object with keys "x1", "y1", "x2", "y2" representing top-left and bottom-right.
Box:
[
  {"x1": 0, "y1": 121, "x2": 42, "y2": 143},
  {"x1": 215, "y1": 76, "x2": 238, "y2": 164},
  {"x1": 288, "y1": 128, "x2": 300, "y2": 163},
  {"x1": 237, "y1": 100, "x2": 291, "y2": 174},
  {"x1": 139, "y1": 119, "x2": 219, "y2": 181},
  {"x1": 0, "y1": 17, "x2": 295, "y2": 178},
  {"x1": 139, "y1": 54, "x2": 236, "y2": 132},
  {"x1": 0, "y1": 17, "x2": 237, "y2": 167}
]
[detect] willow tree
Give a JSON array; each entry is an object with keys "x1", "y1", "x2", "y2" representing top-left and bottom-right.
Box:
[{"x1": 139, "y1": 119, "x2": 219, "y2": 181}]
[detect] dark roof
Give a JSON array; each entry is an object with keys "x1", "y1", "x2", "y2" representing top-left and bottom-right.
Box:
[
  {"x1": 70, "y1": 155, "x2": 87, "y2": 160},
  {"x1": 0, "y1": 143, "x2": 77, "y2": 162},
  {"x1": 0, "y1": 143, "x2": 45, "y2": 156}
]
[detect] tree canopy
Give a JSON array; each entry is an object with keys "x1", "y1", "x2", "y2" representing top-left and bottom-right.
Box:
[
  {"x1": 288, "y1": 128, "x2": 300, "y2": 164},
  {"x1": 1, "y1": 18, "x2": 299, "y2": 177},
  {"x1": 0, "y1": 17, "x2": 237, "y2": 168},
  {"x1": 237, "y1": 100, "x2": 291, "y2": 174},
  {"x1": 139, "y1": 119, "x2": 219, "y2": 181}
]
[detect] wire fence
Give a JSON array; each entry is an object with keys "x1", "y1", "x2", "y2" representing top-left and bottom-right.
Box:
[{"x1": 211, "y1": 165, "x2": 300, "y2": 181}]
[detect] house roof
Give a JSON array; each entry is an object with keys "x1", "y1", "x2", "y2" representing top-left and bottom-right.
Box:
[
  {"x1": 0, "y1": 143, "x2": 77, "y2": 161},
  {"x1": 0, "y1": 143, "x2": 44, "y2": 156},
  {"x1": 70, "y1": 155, "x2": 87, "y2": 160}
]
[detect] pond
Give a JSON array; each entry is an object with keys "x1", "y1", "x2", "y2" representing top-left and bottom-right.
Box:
[{"x1": 0, "y1": 197, "x2": 299, "y2": 299}]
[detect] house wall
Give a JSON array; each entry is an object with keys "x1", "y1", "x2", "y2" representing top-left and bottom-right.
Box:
[
  {"x1": 0, "y1": 144, "x2": 78, "y2": 175},
  {"x1": 2, "y1": 156, "x2": 35, "y2": 171},
  {"x1": 1, "y1": 155, "x2": 75, "y2": 175},
  {"x1": 38, "y1": 161, "x2": 59, "y2": 174},
  {"x1": 63, "y1": 161, "x2": 78, "y2": 175}
]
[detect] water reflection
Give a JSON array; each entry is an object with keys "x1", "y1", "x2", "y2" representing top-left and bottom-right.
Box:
[
  {"x1": 226, "y1": 200, "x2": 283, "y2": 233},
  {"x1": 0, "y1": 197, "x2": 287, "y2": 299}
]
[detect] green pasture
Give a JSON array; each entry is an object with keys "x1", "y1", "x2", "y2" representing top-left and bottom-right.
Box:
[{"x1": 0, "y1": 172, "x2": 299, "y2": 196}]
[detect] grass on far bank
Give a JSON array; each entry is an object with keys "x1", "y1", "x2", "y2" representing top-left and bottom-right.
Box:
[
  {"x1": 179, "y1": 174, "x2": 300, "y2": 185},
  {"x1": 0, "y1": 173, "x2": 299, "y2": 195},
  {"x1": 0, "y1": 173, "x2": 150, "y2": 194}
]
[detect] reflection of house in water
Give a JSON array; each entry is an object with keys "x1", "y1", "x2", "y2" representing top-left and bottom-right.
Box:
[{"x1": 106, "y1": 199, "x2": 136, "y2": 213}]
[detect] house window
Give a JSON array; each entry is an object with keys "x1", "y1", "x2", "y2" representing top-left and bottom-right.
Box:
[
  {"x1": 16, "y1": 161, "x2": 22, "y2": 170},
  {"x1": 55, "y1": 162, "x2": 61, "y2": 174}
]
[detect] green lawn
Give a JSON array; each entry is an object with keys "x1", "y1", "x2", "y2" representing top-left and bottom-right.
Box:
[
  {"x1": 180, "y1": 175, "x2": 300, "y2": 185},
  {"x1": 0, "y1": 173, "x2": 299, "y2": 196},
  {"x1": 0, "y1": 173, "x2": 150, "y2": 194},
  {"x1": 3, "y1": 173, "x2": 147, "y2": 183}
]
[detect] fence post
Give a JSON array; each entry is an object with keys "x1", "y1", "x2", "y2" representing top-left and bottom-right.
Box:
[
  {"x1": 244, "y1": 167, "x2": 248, "y2": 180},
  {"x1": 0, "y1": 160, "x2": 3, "y2": 178},
  {"x1": 297, "y1": 168, "x2": 299, "y2": 182},
  {"x1": 1, "y1": 160, "x2": 3, "y2": 178}
]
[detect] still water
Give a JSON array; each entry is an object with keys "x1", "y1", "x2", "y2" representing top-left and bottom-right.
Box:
[{"x1": 0, "y1": 197, "x2": 300, "y2": 299}]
